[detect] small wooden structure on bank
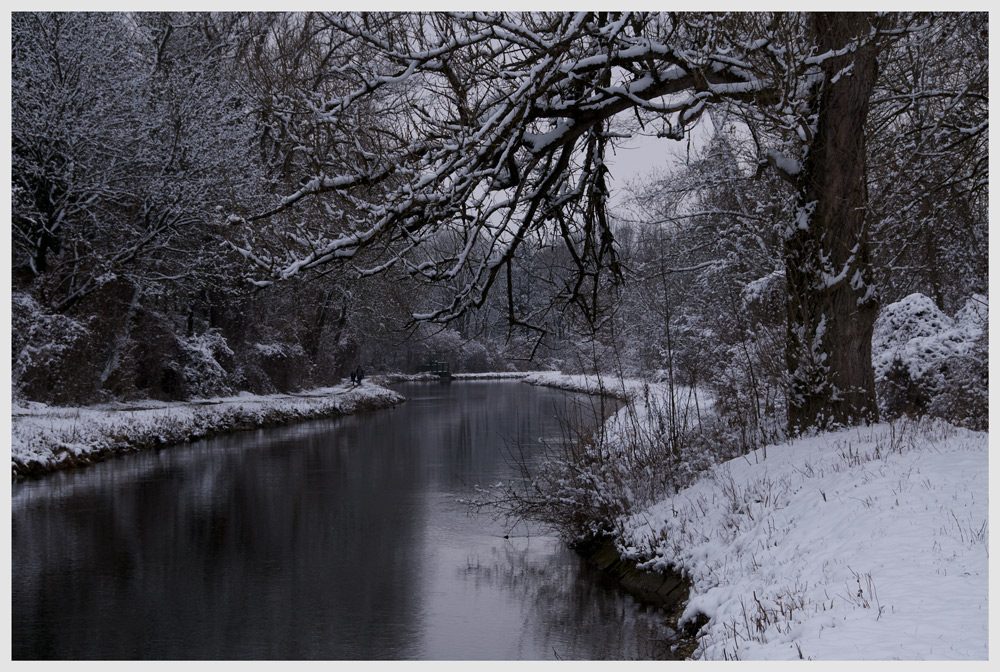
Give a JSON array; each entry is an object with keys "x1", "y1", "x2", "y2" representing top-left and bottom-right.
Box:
[{"x1": 419, "y1": 361, "x2": 452, "y2": 380}]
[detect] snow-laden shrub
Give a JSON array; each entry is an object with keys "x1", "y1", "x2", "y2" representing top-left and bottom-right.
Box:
[
  {"x1": 479, "y1": 383, "x2": 723, "y2": 544},
  {"x1": 880, "y1": 356, "x2": 932, "y2": 419},
  {"x1": 927, "y1": 297, "x2": 987, "y2": 430},
  {"x1": 11, "y1": 292, "x2": 98, "y2": 404},
  {"x1": 252, "y1": 340, "x2": 311, "y2": 392},
  {"x1": 926, "y1": 331, "x2": 987, "y2": 431},
  {"x1": 224, "y1": 340, "x2": 313, "y2": 395},
  {"x1": 873, "y1": 293, "x2": 987, "y2": 429},
  {"x1": 874, "y1": 293, "x2": 959, "y2": 380},
  {"x1": 253, "y1": 342, "x2": 293, "y2": 359},
  {"x1": 172, "y1": 329, "x2": 234, "y2": 398}
]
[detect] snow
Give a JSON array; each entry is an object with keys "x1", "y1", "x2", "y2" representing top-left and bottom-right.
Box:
[
  {"x1": 741, "y1": 268, "x2": 784, "y2": 304},
  {"x1": 522, "y1": 371, "x2": 648, "y2": 400},
  {"x1": 520, "y1": 372, "x2": 988, "y2": 660},
  {"x1": 872, "y1": 293, "x2": 986, "y2": 381},
  {"x1": 451, "y1": 371, "x2": 538, "y2": 380},
  {"x1": 617, "y1": 418, "x2": 989, "y2": 660},
  {"x1": 521, "y1": 123, "x2": 573, "y2": 155},
  {"x1": 11, "y1": 382, "x2": 404, "y2": 479}
]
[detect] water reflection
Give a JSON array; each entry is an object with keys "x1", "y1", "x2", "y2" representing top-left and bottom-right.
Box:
[
  {"x1": 12, "y1": 382, "x2": 673, "y2": 659},
  {"x1": 433, "y1": 535, "x2": 677, "y2": 660},
  {"x1": 13, "y1": 425, "x2": 427, "y2": 658}
]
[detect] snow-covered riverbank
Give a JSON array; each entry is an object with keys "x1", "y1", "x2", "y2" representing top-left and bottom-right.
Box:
[
  {"x1": 8, "y1": 372, "x2": 579, "y2": 480},
  {"x1": 522, "y1": 371, "x2": 643, "y2": 400},
  {"x1": 513, "y1": 372, "x2": 989, "y2": 659},
  {"x1": 11, "y1": 382, "x2": 403, "y2": 479},
  {"x1": 617, "y1": 418, "x2": 988, "y2": 660}
]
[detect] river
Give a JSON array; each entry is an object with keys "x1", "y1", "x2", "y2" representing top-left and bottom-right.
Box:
[{"x1": 11, "y1": 381, "x2": 676, "y2": 660}]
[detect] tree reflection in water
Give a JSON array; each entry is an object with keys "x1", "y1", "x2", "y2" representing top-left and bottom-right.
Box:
[
  {"x1": 13, "y1": 382, "x2": 679, "y2": 660},
  {"x1": 459, "y1": 536, "x2": 679, "y2": 660}
]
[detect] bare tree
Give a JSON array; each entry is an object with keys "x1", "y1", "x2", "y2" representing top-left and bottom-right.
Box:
[
  {"x1": 222, "y1": 12, "x2": 983, "y2": 434},
  {"x1": 11, "y1": 12, "x2": 260, "y2": 314},
  {"x1": 867, "y1": 12, "x2": 987, "y2": 312}
]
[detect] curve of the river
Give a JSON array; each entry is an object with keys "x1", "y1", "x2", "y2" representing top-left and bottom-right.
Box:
[{"x1": 11, "y1": 381, "x2": 676, "y2": 660}]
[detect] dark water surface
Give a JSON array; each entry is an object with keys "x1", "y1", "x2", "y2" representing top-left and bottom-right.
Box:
[{"x1": 12, "y1": 382, "x2": 674, "y2": 660}]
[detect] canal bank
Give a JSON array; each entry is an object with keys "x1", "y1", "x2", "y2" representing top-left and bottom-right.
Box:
[
  {"x1": 11, "y1": 382, "x2": 404, "y2": 479},
  {"x1": 615, "y1": 418, "x2": 989, "y2": 660},
  {"x1": 519, "y1": 373, "x2": 988, "y2": 659},
  {"x1": 576, "y1": 536, "x2": 702, "y2": 659}
]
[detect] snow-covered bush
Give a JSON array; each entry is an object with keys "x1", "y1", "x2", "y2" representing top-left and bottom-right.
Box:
[
  {"x1": 11, "y1": 293, "x2": 99, "y2": 404},
  {"x1": 879, "y1": 356, "x2": 932, "y2": 419},
  {"x1": 874, "y1": 293, "x2": 957, "y2": 380},
  {"x1": 927, "y1": 297, "x2": 988, "y2": 430},
  {"x1": 234, "y1": 340, "x2": 311, "y2": 394},
  {"x1": 481, "y1": 382, "x2": 723, "y2": 545},
  {"x1": 873, "y1": 293, "x2": 987, "y2": 429},
  {"x1": 173, "y1": 329, "x2": 235, "y2": 398},
  {"x1": 12, "y1": 291, "x2": 239, "y2": 403},
  {"x1": 926, "y1": 332, "x2": 987, "y2": 431}
]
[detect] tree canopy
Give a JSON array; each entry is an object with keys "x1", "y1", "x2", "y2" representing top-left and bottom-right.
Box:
[{"x1": 11, "y1": 11, "x2": 986, "y2": 436}]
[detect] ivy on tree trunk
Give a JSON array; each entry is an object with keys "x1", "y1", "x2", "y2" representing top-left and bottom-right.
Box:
[{"x1": 785, "y1": 13, "x2": 881, "y2": 434}]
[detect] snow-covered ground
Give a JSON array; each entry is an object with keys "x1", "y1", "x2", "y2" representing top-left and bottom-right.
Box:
[
  {"x1": 452, "y1": 371, "x2": 539, "y2": 380},
  {"x1": 11, "y1": 381, "x2": 403, "y2": 479},
  {"x1": 618, "y1": 418, "x2": 989, "y2": 660},
  {"x1": 523, "y1": 370, "x2": 650, "y2": 400}
]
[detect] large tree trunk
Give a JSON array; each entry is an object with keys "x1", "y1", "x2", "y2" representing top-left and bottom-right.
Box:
[{"x1": 785, "y1": 13, "x2": 881, "y2": 434}]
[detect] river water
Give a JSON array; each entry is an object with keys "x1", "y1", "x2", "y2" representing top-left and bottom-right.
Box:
[{"x1": 11, "y1": 381, "x2": 676, "y2": 660}]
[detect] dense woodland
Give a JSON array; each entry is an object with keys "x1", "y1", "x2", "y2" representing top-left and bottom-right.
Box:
[{"x1": 11, "y1": 12, "x2": 987, "y2": 443}]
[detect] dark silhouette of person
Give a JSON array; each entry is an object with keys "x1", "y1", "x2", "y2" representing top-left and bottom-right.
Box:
[
  {"x1": 357, "y1": 367, "x2": 364, "y2": 384},
  {"x1": 350, "y1": 370, "x2": 356, "y2": 385}
]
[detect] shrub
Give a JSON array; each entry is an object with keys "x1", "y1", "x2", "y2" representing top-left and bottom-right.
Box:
[
  {"x1": 247, "y1": 341, "x2": 312, "y2": 392},
  {"x1": 174, "y1": 329, "x2": 235, "y2": 398},
  {"x1": 480, "y1": 383, "x2": 724, "y2": 545},
  {"x1": 879, "y1": 356, "x2": 932, "y2": 420},
  {"x1": 926, "y1": 330, "x2": 988, "y2": 431},
  {"x1": 11, "y1": 293, "x2": 100, "y2": 404},
  {"x1": 873, "y1": 293, "x2": 987, "y2": 429}
]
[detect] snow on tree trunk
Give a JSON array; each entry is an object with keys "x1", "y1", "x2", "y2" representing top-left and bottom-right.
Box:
[{"x1": 785, "y1": 13, "x2": 880, "y2": 434}]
